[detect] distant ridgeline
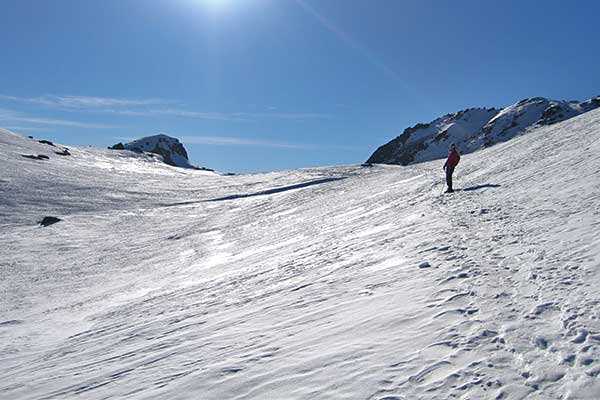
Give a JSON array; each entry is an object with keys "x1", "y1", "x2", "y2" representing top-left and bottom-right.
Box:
[
  {"x1": 110, "y1": 134, "x2": 212, "y2": 171},
  {"x1": 367, "y1": 96, "x2": 600, "y2": 166}
]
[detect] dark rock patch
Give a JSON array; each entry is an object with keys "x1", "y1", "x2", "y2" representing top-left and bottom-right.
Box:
[
  {"x1": 109, "y1": 142, "x2": 125, "y2": 150},
  {"x1": 193, "y1": 166, "x2": 214, "y2": 172},
  {"x1": 433, "y1": 129, "x2": 449, "y2": 143},
  {"x1": 38, "y1": 140, "x2": 55, "y2": 146},
  {"x1": 55, "y1": 149, "x2": 71, "y2": 156},
  {"x1": 22, "y1": 154, "x2": 50, "y2": 160},
  {"x1": 39, "y1": 216, "x2": 61, "y2": 227}
]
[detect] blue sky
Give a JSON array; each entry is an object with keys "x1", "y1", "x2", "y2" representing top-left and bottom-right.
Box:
[{"x1": 1, "y1": 0, "x2": 599, "y2": 173}]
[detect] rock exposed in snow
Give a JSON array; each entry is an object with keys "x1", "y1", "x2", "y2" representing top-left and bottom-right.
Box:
[
  {"x1": 367, "y1": 95, "x2": 600, "y2": 166},
  {"x1": 39, "y1": 216, "x2": 61, "y2": 227},
  {"x1": 54, "y1": 149, "x2": 71, "y2": 156},
  {"x1": 110, "y1": 134, "x2": 195, "y2": 169},
  {"x1": 21, "y1": 154, "x2": 50, "y2": 160}
]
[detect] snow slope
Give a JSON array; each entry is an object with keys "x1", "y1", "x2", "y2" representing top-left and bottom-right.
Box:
[
  {"x1": 1, "y1": 109, "x2": 600, "y2": 399},
  {"x1": 367, "y1": 96, "x2": 600, "y2": 166}
]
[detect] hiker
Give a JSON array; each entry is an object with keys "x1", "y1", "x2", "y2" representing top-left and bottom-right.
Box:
[{"x1": 443, "y1": 143, "x2": 460, "y2": 193}]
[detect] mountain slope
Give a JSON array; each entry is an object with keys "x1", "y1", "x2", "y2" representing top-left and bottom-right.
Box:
[
  {"x1": 1, "y1": 111, "x2": 600, "y2": 399},
  {"x1": 367, "y1": 96, "x2": 600, "y2": 166}
]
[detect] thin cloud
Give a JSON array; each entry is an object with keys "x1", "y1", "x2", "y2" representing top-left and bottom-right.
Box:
[
  {"x1": 0, "y1": 94, "x2": 170, "y2": 109},
  {"x1": 0, "y1": 94, "x2": 327, "y2": 121},
  {"x1": 141, "y1": 109, "x2": 328, "y2": 121},
  {"x1": 179, "y1": 135, "x2": 305, "y2": 148},
  {"x1": 147, "y1": 109, "x2": 246, "y2": 121},
  {"x1": 0, "y1": 109, "x2": 115, "y2": 129},
  {"x1": 114, "y1": 133, "x2": 362, "y2": 151},
  {"x1": 175, "y1": 135, "x2": 362, "y2": 151},
  {"x1": 0, "y1": 126, "x2": 44, "y2": 132}
]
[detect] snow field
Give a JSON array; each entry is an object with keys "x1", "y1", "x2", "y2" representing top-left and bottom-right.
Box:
[{"x1": 1, "y1": 109, "x2": 600, "y2": 399}]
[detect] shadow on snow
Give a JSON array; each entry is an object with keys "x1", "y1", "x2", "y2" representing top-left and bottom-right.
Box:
[
  {"x1": 208, "y1": 177, "x2": 347, "y2": 202},
  {"x1": 160, "y1": 177, "x2": 347, "y2": 207},
  {"x1": 460, "y1": 184, "x2": 501, "y2": 192}
]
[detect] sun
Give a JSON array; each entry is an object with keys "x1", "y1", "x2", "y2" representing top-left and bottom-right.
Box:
[{"x1": 197, "y1": 0, "x2": 231, "y2": 11}]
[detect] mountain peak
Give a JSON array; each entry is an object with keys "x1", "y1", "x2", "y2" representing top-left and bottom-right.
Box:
[
  {"x1": 367, "y1": 96, "x2": 600, "y2": 166},
  {"x1": 110, "y1": 134, "x2": 193, "y2": 169}
]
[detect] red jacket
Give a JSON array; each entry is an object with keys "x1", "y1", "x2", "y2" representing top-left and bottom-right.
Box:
[{"x1": 445, "y1": 149, "x2": 460, "y2": 169}]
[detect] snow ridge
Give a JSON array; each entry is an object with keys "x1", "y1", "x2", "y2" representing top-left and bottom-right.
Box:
[{"x1": 367, "y1": 95, "x2": 600, "y2": 165}]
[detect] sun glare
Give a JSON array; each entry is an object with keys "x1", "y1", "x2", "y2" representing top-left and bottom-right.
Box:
[{"x1": 198, "y1": 0, "x2": 231, "y2": 11}]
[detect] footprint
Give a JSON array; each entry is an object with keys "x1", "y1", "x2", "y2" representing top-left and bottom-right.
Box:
[
  {"x1": 533, "y1": 336, "x2": 549, "y2": 350},
  {"x1": 408, "y1": 361, "x2": 452, "y2": 383},
  {"x1": 571, "y1": 329, "x2": 589, "y2": 344},
  {"x1": 531, "y1": 302, "x2": 556, "y2": 316}
]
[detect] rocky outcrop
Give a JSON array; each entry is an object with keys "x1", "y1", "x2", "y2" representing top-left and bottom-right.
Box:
[
  {"x1": 22, "y1": 154, "x2": 50, "y2": 160},
  {"x1": 367, "y1": 96, "x2": 600, "y2": 166},
  {"x1": 109, "y1": 142, "x2": 125, "y2": 150},
  {"x1": 367, "y1": 107, "x2": 499, "y2": 165},
  {"x1": 54, "y1": 149, "x2": 71, "y2": 156},
  {"x1": 39, "y1": 216, "x2": 61, "y2": 227},
  {"x1": 110, "y1": 134, "x2": 194, "y2": 168}
]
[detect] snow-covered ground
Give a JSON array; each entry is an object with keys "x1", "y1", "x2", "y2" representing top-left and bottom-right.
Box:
[{"x1": 1, "y1": 109, "x2": 600, "y2": 399}]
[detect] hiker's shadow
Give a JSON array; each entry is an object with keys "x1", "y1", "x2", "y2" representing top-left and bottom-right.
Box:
[{"x1": 461, "y1": 184, "x2": 501, "y2": 192}]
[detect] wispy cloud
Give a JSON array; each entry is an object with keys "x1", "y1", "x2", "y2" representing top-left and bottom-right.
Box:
[
  {"x1": 0, "y1": 94, "x2": 327, "y2": 122},
  {"x1": 114, "y1": 133, "x2": 362, "y2": 151},
  {"x1": 0, "y1": 126, "x2": 45, "y2": 132},
  {"x1": 0, "y1": 109, "x2": 114, "y2": 129},
  {"x1": 101, "y1": 108, "x2": 327, "y2": 121},
  {"x1": 0, "y1": 94, "x2": 170, "y2": 110},
  {"x1": 114, "y1": 134, "x2": 305, "y2": 148},
  {"x1": 173, "y1": 134, "x2": 363, "y2": 151},
  {"x1": 175, "y1": 135, "x2": 305, "y2": 148}
]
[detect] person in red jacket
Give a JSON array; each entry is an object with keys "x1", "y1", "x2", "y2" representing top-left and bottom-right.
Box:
[{"x1": 443, "y1": 143, "x2": 460, "y2": 193}]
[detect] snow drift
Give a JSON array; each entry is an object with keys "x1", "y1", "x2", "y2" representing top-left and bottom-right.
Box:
[
  {"x1": 1, "y1": 108, "x2": 600, "y2": 399},
  {"x1": 367, "y1": 96, "x2": 600, "y2": 166}
]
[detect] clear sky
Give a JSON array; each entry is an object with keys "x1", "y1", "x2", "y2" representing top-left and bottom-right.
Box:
[{"x1": 1, "y1": 0, "x2": 599, "y2": 173}]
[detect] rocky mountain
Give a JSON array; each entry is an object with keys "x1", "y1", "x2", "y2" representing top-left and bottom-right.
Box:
[
  {"x1": 110, "y1": 134, "x2": 202, "y2": 169},
  {"x1": 367, "y1": 96, "x2": 600, "y2": 166}
]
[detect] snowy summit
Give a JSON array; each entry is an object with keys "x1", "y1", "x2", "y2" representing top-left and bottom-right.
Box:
[
  {"x1": 110, "y1": 134, "x2": 198, "y2": 169},
  {"x1": 367, "y1": 96, "x2": 600, "y2": 166}
]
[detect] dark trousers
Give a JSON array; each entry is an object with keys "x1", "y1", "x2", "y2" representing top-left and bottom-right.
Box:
[{"x1": 445, "y1": 166, "x2": 455, "y2": 190}]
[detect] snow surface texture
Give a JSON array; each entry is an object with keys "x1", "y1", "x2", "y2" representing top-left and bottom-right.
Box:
[
  {"x1": 367, "y1": 96, "x2": 600, "y2": 166},
  {"x1": 1, "y1": 109, "x2": 600, "y2": 399},
  {"x1": 112, "y1": 134, "x2": 195, "y2": 169}
]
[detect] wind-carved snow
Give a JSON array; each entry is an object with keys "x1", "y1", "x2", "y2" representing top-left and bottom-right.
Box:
[{"x1": 1, "y1": 109, "x2": 600, "y2": 400}]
